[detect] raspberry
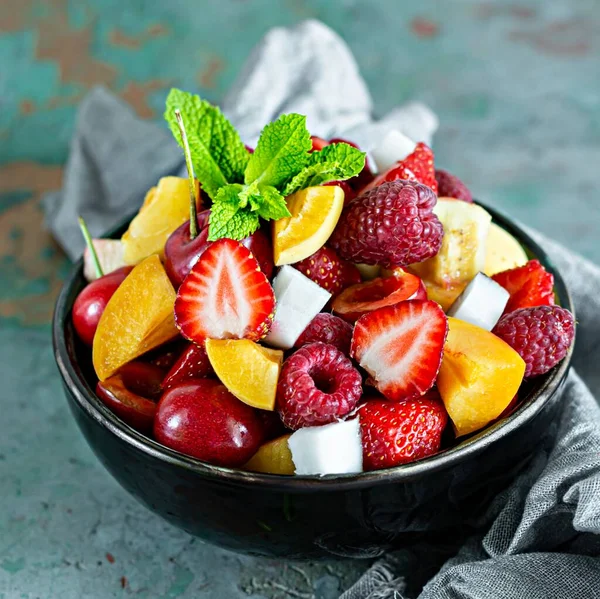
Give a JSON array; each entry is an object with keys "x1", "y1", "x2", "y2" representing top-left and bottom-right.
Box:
[
  {"x1": 276, "y1": 342, "x2": 363, "y2": 430},
  {"x1": 294, "y1": 313, "x2": 353, "y2": 355},
  {"x1": 435, "y1": 169, "x2": 473, "y2": 203},
  {"x1": 329, "y1": 180, "x2": 443, "y2": 268},
  {"x1": 293, "y1": 247, "x2": 361, "y2": 297},
  {"x1": 493, "y1": 305, "x2": 575, "y2": 377}
]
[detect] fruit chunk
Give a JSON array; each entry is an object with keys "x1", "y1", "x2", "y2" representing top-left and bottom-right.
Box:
[
  {"x1": 288, "y1": 418, "x2": 363, "y2": 476},
  {"x1": 435, "y1": 169, "x2": 473, "y2": 203},
  {"x1": 422, "y1": 280, "x2": 466, "y2": 312},
  {"x1": 244, "y1": 435, "x2": 294, "y2": 475},
  {"x1": 437, "y1": 317, "x2": 526, "y2": 436},
  {"x1": 293, "y1": 246, "x2": 361, "y2": 296},
  {"x1": 92, "y1": 255, "x2": 179, "y2": 380},
  {"x1": 330, "y1": 180, "x2": 443, "y2": 268},
  {"x1": 447, "y1": 272, "x2": 509, "y2": 331},
  {"x1": 273, "y1": 185, "x2": 344, "y2": 266},
  {"x1": 484, "y1": 223, "x2": 528, "y2": 277},
  {"x1": 153, "y1": 379, "x2": 264, "y2": 467},
  {"x1": 493, "y1": 306, "x2": 575, "y2": 377},
  {"x1": 492, "y1": 259, "x2": 554, "y2": 314},
  {"x1": 161, "y1": 341, "x2": 213, "y2": 390},
  {"x1": 371, "y1": 130, "x2": 417, "y2": 173},
  {"x1": 409, "y1": 198, "x2": 491, "y2": 287},
  {"x1": 351, "y1": 300, "x2": 448, "y2": 401},
  {"x1": 359, "y1": 392, "x2": 448, "y2": 471},
  {"x1": 175, "y1": 238, "x2": 275, "y2": 343},
  {"x1": 277, "y1": 342, "x2": 363, "y2": 430},
  {"x1": 332, "y1": 269, "x2": 426, "y2": 322},
  {"x1": 264, "y1": 266, "x2": 331, "y2": 349},
  {"x1": 295, "y1": 313, "x2": 353, "y2": 356},
  {"x1": 84, "y1": 239, "x2": 126, "y2": 281},
  {"x1": 205, "y1": 339, "x2": 283, "y2": 411},
  {"x1": 355, "y1": 263, "x2": 381, "y2": 281},
  {"x1": 122, "y1": 177, "x2": 199, "y2": 265}
]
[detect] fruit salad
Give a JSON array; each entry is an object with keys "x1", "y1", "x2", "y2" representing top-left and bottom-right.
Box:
[{"x1": 71, "y1": 89, "x2": 575, "y2": 476}]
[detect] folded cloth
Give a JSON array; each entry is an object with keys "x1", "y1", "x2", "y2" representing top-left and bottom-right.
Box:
[{"x1": 43, "y1": 20, "x2": 600, "y2": 599}]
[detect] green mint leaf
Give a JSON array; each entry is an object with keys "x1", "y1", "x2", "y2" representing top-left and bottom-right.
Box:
[
  {"x1": 282, "y1": 142, "x2": 366, "y2": 196},
  {"x1": 208, "y1": 184, "x2": 259, "y2": 241},
  {"x1": 244, "y1": 114, "x2": 312, "y2": 188},
  {"x1": 256, "y1": 185, "x2": 291, "y2": 221},
  {"x1": 165, "y1": 88, "x2": 249, "y2": 200},
  {"x1": 238, "y1": 180, "x2": 261, "y2": 211}
]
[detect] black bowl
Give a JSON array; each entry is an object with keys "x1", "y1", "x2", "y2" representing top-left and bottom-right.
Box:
[{"x1": 52, "y1": 203, "x2": 574, "y2": 559}]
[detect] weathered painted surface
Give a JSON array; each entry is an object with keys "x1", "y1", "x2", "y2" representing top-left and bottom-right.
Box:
[{"x1": 0, "y1": 0, "x2": 599, "y2": 597}]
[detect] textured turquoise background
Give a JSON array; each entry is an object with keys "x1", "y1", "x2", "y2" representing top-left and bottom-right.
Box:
[{"x1": 1, "y1": 1, "x2": 599, "y2": 597}]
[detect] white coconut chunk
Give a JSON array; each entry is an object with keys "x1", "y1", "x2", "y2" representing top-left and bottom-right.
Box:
[
  {"x1": 264, "y1": 266, "x2": 331, "y2": 349},
  {"x1": 447, "y1": 272, "x2": 510, "y2": 331},
  {"x1": 371, "y1": 130, "x2": 417, "y2": 173},
  {"x1": 289, "y1": 418, "x2": 363, "y2": 476}
]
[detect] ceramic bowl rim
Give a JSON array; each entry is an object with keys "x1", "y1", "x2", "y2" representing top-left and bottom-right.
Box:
[{"x1": 52, "y1": 201, "x2": 575, "y2": 492}]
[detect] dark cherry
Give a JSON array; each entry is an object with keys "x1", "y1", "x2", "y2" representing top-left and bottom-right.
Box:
[
  {"x1": 96, "y1": 361, "x2": 165, "y2": 433},
  {"x1": 257, "y1": 410, "x2": 288, "y2": 441},
  {"x1": 162, "y1": 341, "x2": 214, "y2": 390},
  {"x1": 143, "y1": 338, "x2": 188, "y2": 371},
  {"x1": 153, "y1": 379, "x2": 265, "y2": 467},
  {"x1": 164, "y1": 210, "x2": 274, "y2": 286},
  {"x1": 72, "y1": 266, "x2": 133, "y2": 346}
]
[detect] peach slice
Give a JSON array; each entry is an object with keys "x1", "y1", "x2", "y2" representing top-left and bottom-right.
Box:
[
  {"x1": 436, "y1": 317, "x2": 526, "y2": 437},
  {"x1": 244, "y1": 435, "x2": 294, "y2": 475},
  {"x1": 205, "y1": 339, "x2": 283, "y2": 411},
  {"x1": 92, "y1": 255, "x2": 179, "y2": 380},
  {"x1": 273, "y1": 185, "x2": 344, "y2": 266},
  {"x1": 121, "y1": 176, "x2": 200, "y2": 265}
]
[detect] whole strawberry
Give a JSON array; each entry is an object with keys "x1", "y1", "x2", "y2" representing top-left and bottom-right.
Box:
[
  {"x1": 293, "y1": 246, "x2": 361, "y2": 296},
  {"x1": 359, "y1": 392, "x2": 448, "y2": 471},
  {"x1": 276, "y1": 342, "x2": 363, "y2": 430},
  {"x1": 330, "y1": 180, "x2": 443, "y2": 268},
  {"x1": 294, "y1": 313, "x2": 353, "y2": 355},
  {"x1": 493, "y1": 305, "x2": 575, "y2": 377},
  {"x1": 435, "y1": 169, "x2": 473, "y2": 203}
]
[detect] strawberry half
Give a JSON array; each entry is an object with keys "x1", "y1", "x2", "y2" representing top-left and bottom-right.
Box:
[
  {"x1": 332, "y1": 269, "x2": 427, "y2": 322},
  {"x1": 161, "y1": 341, "x2": 214, "y2": 390},
  {"x1": 364, "y1": 142, "x2": 437, "y2": 193},
  {"x1": 359, "y1": 391, "x2": 448, "y2": 471},
  {"x1": 175, "y1": 238, "x2": 275, "y2": 343},
  {"x1": 351, "y1": 299, "x2": 448, "y2": 401},
  {"x1": 492, "y1": 259, "x2": 555, "y2": 314},
  {"x1": 293, "y1": 246, "x2": 361, "y2": 297}
]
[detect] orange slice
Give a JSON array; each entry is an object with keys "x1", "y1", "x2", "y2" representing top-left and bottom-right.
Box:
[
  {"x1": 121, "y1": 176, "x2": 199, "y2": 265},
  {"x1": 205, "y1": 339, "x2": 283, "y2": 410},
  {"x1": 244, "y1": 435, "x2": 294, "y2": 475},
  {"x1": 273, "y1": 185, "x2": 344, "y2": 266},
  {"x1": 92, "y1": 255, "x2": 179, "y2": 380}
]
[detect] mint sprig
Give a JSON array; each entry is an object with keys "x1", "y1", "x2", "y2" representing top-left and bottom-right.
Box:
[{"x1": 165, "y1": 89, "x2": 366, "y2": 242}]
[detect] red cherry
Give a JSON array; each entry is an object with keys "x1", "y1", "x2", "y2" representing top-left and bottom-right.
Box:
[
  {"x1": 96, "y1": 361, "x2": 165, "y2": 433},
  {"x1": 153, "y1": 380, "x2": 264, "y2": 467},
  {"x1": 72, "y1": 266, "x2": 132, "y2": 346},
  {"x1": 310, "y1": 136, "x2": 329, "y2": 152},
  {"x1": 161, "y1": 341, "x2": 214, "y2": 390},
  {"x1": 164, "y1": 212, "x2": 274, "y2": 287}
]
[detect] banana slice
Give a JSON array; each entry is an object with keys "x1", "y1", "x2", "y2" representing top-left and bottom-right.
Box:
[{"x1": 484, "y1": 223, "x2": 528, "y2": 276}]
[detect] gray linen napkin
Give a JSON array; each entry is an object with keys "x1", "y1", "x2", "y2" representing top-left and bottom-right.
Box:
[{"x1": 43, "y1": 20, "x2": 600, "y2": 599}]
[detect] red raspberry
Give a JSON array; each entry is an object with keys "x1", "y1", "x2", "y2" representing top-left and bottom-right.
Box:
[
  {"x1": 359, "y1": 391, "x2": 448, "y2": 471},
  {"x1": 329, "y1": 180, "x2": 443, "y2": 268},
  {"x1": 493, "y1": 305, "x2": 575, "y2": 377},
  {"x1": 293, "y1": 246, "x2": 361, "y2": 297},
  {"x1": 435, "y1": 169, "x2": 473, "y2": 203},
  {"x1": 276, "y1": 342, "x2": 363, "y2": 430},
  {"x1": 294, "y1": 313, "x2": 353, "y2": 355}
]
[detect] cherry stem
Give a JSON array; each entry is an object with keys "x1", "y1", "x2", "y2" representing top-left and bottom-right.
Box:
[
  {"x1": 78, "y1": 216, "x2": 104, "y2": 278},
  {"x1": 174, "y1": 109, "x2": 198, "y2": 240}
]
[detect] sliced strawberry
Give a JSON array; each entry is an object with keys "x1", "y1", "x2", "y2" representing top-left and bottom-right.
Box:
[
  {"x1": 492, "y1": 259, "x2": 554, "y2": 314},
  {"x1": 293, "y1": 246, "x2": 361, "y2": 297},
  {"x1": 364, "y1": 142, "x2": 437, "y2": 193},
  {"x1": 351, "y1": 299, "x2": 448, "y2": 401},
  {"x1": 175, "y1": 238, "x2": 275, "y2": 343},
  {"x1": 359, "y1": 391, "x2": 448, "y2": 470},
  {"x1": 161, "y1": 341, "x2": 214, "y2": 390},
  {"x1": 332, "y1": 269, "x2": 426, "y2": 322}
]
